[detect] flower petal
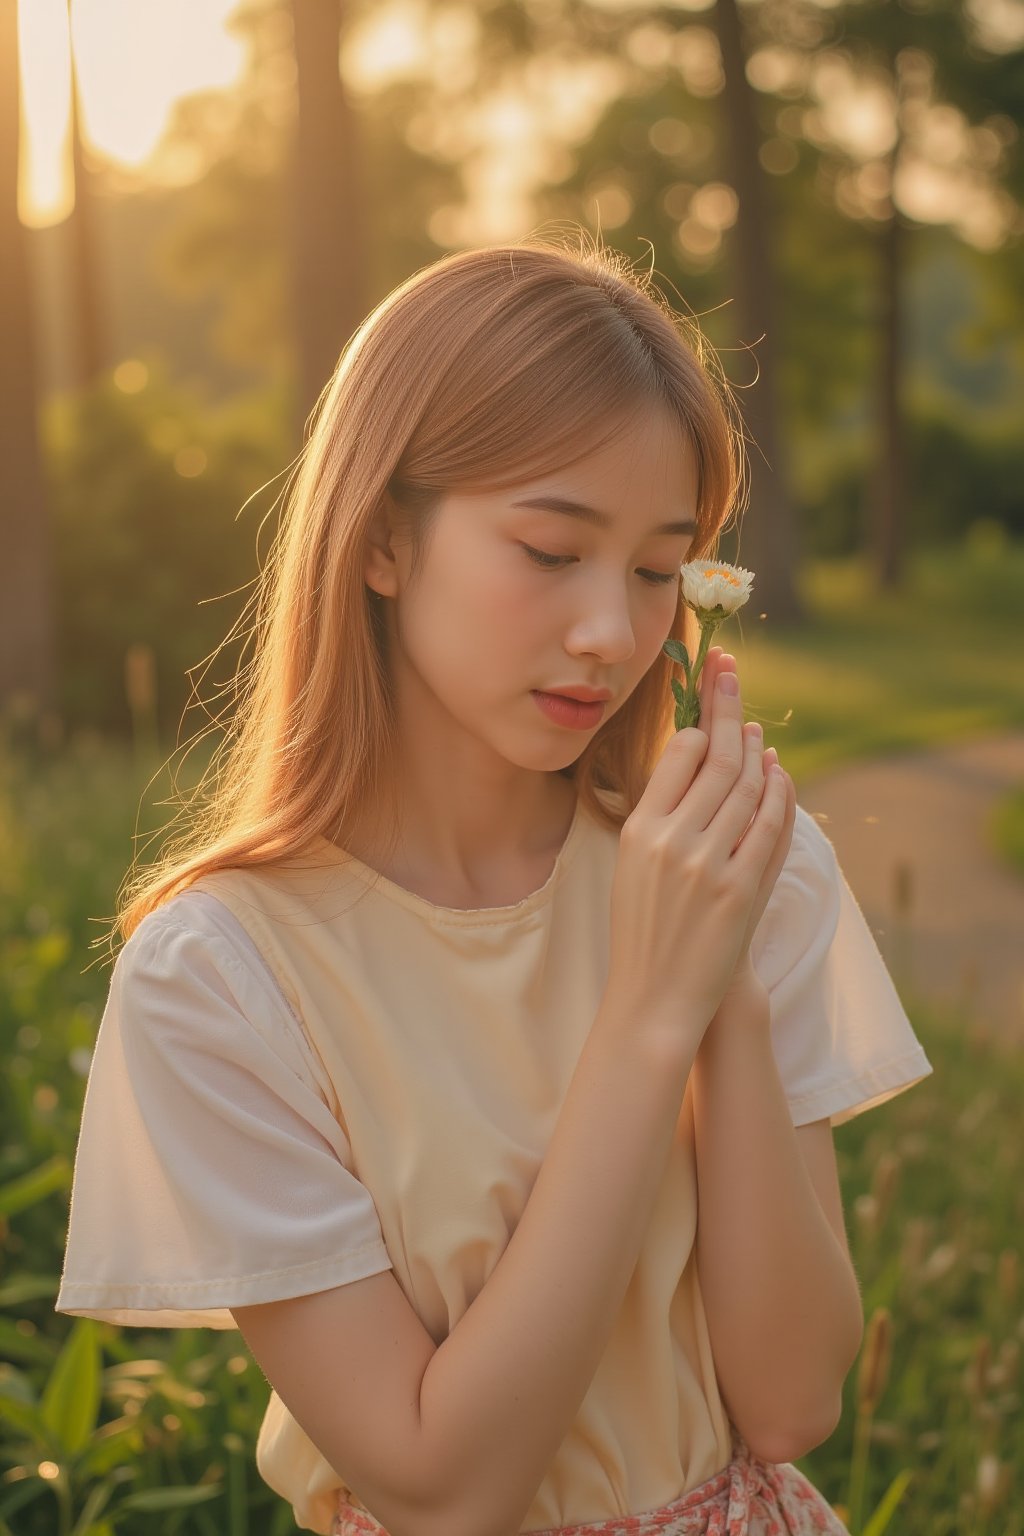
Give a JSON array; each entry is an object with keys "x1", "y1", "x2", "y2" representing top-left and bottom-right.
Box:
[{"x1": 678, "y1": 559, "x2": 754, "y2": 616}]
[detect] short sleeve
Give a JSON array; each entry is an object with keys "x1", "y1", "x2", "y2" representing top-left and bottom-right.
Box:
[
  {"x1": 750, "y1": 804, "x2": 934, "y2": 1128},
  {"x1": 55, "y1": 898, "x2": 393, "y2": 1329}
]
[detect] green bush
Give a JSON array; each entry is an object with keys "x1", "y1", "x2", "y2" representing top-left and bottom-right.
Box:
[
  {"x1": 797, "y1": 407, "x2": 1024, "y2": 559},
  {"x1": 908, "y1": 408, "x2": 1024, "y2": 546},
  {"x1": 43, "y1": 359, "x2": 293, "y2": 738},
  {"x1": 988, "y1": 784, "x2": 1024, "y2": 880}
]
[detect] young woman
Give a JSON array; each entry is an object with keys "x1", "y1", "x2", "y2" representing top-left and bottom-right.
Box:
[{"x1": 57, "y1": 235, "x2": 933, "y2": 1536}]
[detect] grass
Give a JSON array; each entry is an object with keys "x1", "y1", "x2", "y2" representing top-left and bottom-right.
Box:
[
  {"x1": 730, "y1": 535, "x2": 1024, "y2": 785},
  {"x1": 0, "y1": 737, "x2": 284, "y2": 1535},
  {"x1": 988, "y1": 785, "x2": 1024, "y2": 879},
  {"x1": 818, "y1": 987, "x2": 1024, "y2": 1534},
  {"x1": 2, "y1": 536, "x2": 1022, "y2": 1533}
]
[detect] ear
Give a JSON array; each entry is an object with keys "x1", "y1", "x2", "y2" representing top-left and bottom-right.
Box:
[{"x1": 362, "y1": 496, "x2": 402, "y2": 601}]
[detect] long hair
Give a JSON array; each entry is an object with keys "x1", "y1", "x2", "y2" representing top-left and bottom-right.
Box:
[{"x1": 112, "y1": 231, "x2": 746, "y2": 951}]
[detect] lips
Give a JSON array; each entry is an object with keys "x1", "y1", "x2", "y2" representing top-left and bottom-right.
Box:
[
  {"x1": 542, "y1": 687, "x2": 612, "y2": 703},
  {"x1": 532, "y1": 691, "x2": 607, "y2": 730}
]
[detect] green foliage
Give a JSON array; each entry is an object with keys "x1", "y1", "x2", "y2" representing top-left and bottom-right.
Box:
[
  {"x1": 40, "y1": 1320, "x2": 101, "y2": 1457},
  {"x1": 859, "y1": 1467, "x2": 915, "y2": 1535},
  {"x1": 523, "y1": 0, "x2": 1024, "y2": 568},
  {"x1": 801, "y1": 988, "x2": 1024, "y2": 1532},
  {"x1": 0, "y1": 1160, "x2": 70, "y2": 1220},
  {"x1": 0, "y1": 1328, "x2": 277, "y2": 1535},
  {"x1": 987, "y1": 783, "x2": 1024, "y2": 878},
  {"x1": 41, "y1": 359, "x2": 291, "y2": 738},
  {"x1": 909, "y1": 408, "x2": 1024, "y2": 544},
  {"x1": 730, "y1": 532, "x2": 1024, "y2": 782},
  {"x1": 797, "y1": 404, "x2": 1024, "y2": 558}
]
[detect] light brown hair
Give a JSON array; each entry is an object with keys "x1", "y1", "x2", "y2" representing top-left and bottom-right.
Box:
[{"x1": 112, "y1": 231, "x2": 745, "y2": 951}]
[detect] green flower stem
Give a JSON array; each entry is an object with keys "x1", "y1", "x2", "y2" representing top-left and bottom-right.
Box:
[
  {"x1": 674, "y1": 618, "x2": 722, "y2": 730},
  {"x1": 690, "y1": 620, "x2": 719, "y2": 691},
  {"x1": 846, "y1": 1403, "x2": 873, "y2": 1534}
]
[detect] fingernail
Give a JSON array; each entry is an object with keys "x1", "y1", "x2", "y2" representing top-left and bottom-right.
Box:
[
  {"x1": 764, "y1": 746, "x2": 778, "y2": 764},
  {"x1": 719, "y1": 672, "x2": 739, "y2": 695}
]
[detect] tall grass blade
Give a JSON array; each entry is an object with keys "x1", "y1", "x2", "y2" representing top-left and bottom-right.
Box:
[
  {"x1": 0, "y1": 1158, "x2": 70, "y2": 1217},
  {"x1": 40, "y1": 1319, "x2": 101, "y2": 1455},
  {"x1": 117, "y1": 1485, "x2": 223, "y2": 1513},
  {"x1": 860, "y1": 1468, "x2": 915, "y2": 1536}
]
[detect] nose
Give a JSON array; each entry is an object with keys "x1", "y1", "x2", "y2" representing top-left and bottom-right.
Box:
[{"x1": 562, "y1": 577, "x2": 638, "y2": 665}]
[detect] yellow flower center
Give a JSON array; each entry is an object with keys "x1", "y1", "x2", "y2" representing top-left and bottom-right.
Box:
[{"x1": 701, "y1": 568, "x2": 742, "y2": 587}]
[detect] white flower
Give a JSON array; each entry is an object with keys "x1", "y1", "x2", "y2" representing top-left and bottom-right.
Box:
[{"x1": 679, "y1": 559, "x2": 754, "y2": 619}]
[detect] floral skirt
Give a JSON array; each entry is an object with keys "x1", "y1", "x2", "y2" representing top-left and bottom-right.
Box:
[{"x1": 331, "y1": 1430, "x2": 851, "y2": 1536}]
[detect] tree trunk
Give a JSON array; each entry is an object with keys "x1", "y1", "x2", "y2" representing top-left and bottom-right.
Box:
[
  {"x1": 67, "y1": 0, "x2": 105, "y2": 385},
  {"x1": 288, "y1": 0, "x2": 366, "y2": 440},
  {"x1": 871, "y1": 175, "x2": 907, "y2": 590},
  {"x1": 0, "y1": 0, "x2": 57, "y2": 714},
  {"x1": 712, "y1": 0, "x2": 804, "y2": 625}
]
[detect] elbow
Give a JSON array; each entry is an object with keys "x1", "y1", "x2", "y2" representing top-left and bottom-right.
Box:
[
  {"x1": 410, "y1": 1481, "x2": 523, "y2": 1536},
  {"x1": 746, "y1": 1302, "x2": 863, "y2": 1466},
  {"x1": 441, "y1": 1496, "x2": 530, "y2": 1536},
  {"x1": 419, "y1": 1509, "x2": 516, "y2": 1536},
  {"x1": 389, "y1": 1503, "x2": 505, "y2": 1536},
  {"x1": 743, "y1": 1396, "x2": 843, "y2": 1467}
]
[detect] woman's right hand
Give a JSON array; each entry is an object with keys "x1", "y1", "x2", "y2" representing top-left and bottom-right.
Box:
[{"x1": 604, "y1": 661, "x2": 790, "y2": 1043}]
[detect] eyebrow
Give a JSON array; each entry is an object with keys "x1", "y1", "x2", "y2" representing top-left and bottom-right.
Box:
[{"x1": 511, "y1": 495, "x2": 696, "y2": 537}]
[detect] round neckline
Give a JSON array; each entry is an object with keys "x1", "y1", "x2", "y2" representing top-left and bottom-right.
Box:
[{"x1": 310, "y1": 795, "x2": 586, "y2": 926}]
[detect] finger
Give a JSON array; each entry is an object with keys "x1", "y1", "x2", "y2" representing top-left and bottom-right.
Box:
[
  {"x1": 696, "y1": 647, "x2": 725, "y2": 739},
  {"x1": 737, "y1": 769, "x2": 797, "y2": 950},
  {"x1": 752, "y1": 761, "x2": 794, "y2": 886},
  {"x1": 700, "y1": 649, "x2": 735, "y2": 706},
  {"x1": 732, "y1": 760, "x2": 792, "y2": 881},
  {"x1": 699, "y1": 646, "x2": 724, "y2": 702},
  {"x1": 705, "y1": 717, "x2": 764, "y2": 850},
  {"x1": 684, "y1": 663, "x2": 747, "y2": 827},
  {"x1": 773, "y1": 771, "x2": 797, "y2": 878},
  {"x1": 643, "y1": 726, "x2": 711, "y2": 818}
]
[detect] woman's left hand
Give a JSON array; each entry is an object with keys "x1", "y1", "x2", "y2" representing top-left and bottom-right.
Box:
[{"x1": 695, "y1": 647, "x2": 797, "y2": 990}]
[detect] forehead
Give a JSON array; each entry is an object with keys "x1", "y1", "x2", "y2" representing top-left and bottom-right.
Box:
[{"x1": 506, "y1": 406, "x2": 697, "y2": 525}]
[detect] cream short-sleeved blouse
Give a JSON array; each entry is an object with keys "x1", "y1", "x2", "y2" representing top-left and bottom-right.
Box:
[{"x1": 56, "y1": 796, "x2": 933, "y2": 1534}]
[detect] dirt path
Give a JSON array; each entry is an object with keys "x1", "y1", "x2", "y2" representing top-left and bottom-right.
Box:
[{"x1": 797, "y1": 732, "x2": 1024, "y2": 1043}]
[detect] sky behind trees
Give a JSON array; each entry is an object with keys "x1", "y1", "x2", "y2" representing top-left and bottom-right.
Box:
[{"x1": 20, "y1": 0, "x2": 1024, "y2": 246}]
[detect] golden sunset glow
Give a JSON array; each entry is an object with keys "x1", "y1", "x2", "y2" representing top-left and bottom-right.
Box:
[
  {"x1": 15, "y1": 0, "x2": 1018, "y2": 249},
  {"x1": 17, "y1": 0, "x2": 246, "y2": 226}
]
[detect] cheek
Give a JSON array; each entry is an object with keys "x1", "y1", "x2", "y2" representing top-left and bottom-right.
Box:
[
  {"x1": 634, "y1": 591, "x2": 681, "y2": 665},
  {"x1": 416, "y1": 542, "x2": 539, "y2": 671},
  {"x1": 645, "y1": 589, "x2": 680, "y2": 632},
  {"x1": 470, "y1": 550, "x2": 546, "y2": 624}
]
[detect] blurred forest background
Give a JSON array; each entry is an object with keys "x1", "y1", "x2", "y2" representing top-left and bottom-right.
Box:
[
  {"x1": 3, "y1": 0, "x2": 1022, "y2": 741},
  {"x1": 2, "y1": 1, "x2": 1023, "y2": 1533}
]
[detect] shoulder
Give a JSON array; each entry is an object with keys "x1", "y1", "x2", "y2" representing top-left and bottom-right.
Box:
[
  {"x1": 115, "y1": 889, "x2": 272, "y2": 1005},
  {"x1": 130, "y1": 886, "x2": 272, "y2": 964},
  {"x1": 112, "y1": 890, "x2": 320, "y2": 1090}
]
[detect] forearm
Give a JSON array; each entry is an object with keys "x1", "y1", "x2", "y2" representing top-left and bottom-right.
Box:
[
  {"x1": 691, "y1": 977, "x2": 864, "y2": 1460},
  {"x1": 419, "y1": 1000, "x2": 702, "y2": 1536}
]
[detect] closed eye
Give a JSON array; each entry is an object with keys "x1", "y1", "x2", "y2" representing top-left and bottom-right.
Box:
[{"x1": 521, "y1": 545, "x2": 678, "y2": 587}]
